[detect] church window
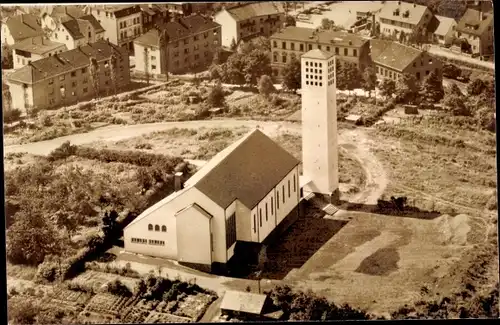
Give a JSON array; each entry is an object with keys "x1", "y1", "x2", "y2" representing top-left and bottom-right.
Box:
[
  {"x1": 253, "y1": 214, "x2": 257, "y2": 233},
  {"x1": 271, "y1": 198, "x2": 274, "y2": 214},
  {"x1": 294, "y1": 175, "x2": 297, "y2": 192},
  {"x1": 277, "y1": 192, "x2": 280, "y2": 208},
  {"x1": 226, "y1": 213, "x2": 237, "y2": 249},
  {"x1": 282, "y1": 185, "x2": 285, "y2": 203},
  {"x1": 259, "y1": 209, "x2": 262, "y2": 226},
  {"x1": 155, "y1": 225, "x2": 160, "y2": 231},
  {"x1": 288, "y1": 180, "x2": 291, "y2": 198},
  {"x1": 265, "y1": 203, "x2": 268, "y2": 221},
  {"x1": 148, "y1": 224, "x2": 153, "y2": 231},
  {"x1": 162, "y1": 225, "x2": 167, "y2": 232}
]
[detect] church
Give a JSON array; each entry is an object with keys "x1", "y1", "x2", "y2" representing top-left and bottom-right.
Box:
[{"x1": 123, "y1": 49, "x2": 339, "y2": 272}]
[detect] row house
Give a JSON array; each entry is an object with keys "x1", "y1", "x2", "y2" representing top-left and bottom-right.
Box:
[
  {"x1": 134, "y1": 15, "x2": 221, "y2": 75},
  {"x1": 270, "y1": 26, "x2": 370, "y2": 79},
  {"x1": 86, "y1": 5, "x2": 142, "y2": 53},
  {"x1": 370, "y1": 39, "x2": 442, "y2": 83},
  {"x1": 11, "y1": 36, "x2": 67, "y2": 69},
  {"x1": 433, "y1": 16, "x2": 457, "y2": 46},
  {"x1": 7, "y1": 39, "x2": 130, "y2": 112},
  {"x1": 455, "y1": 8, "x2": 493, "y2": 57},
  {"x1": 214, "y1": 2, "x2": 285, "y2": 48},
  {"x1": 48, "y1": 15, "x2": 105, "y2": 50},
  {"x1": 2, "y1": 14, "x2": 44, "y2": 46},
  {"x1": 140, "y1": 4, "x2": 170, "y2": 33},
  {"x1": 378, "y1": 1, "x2": 439, "y2": 42}
]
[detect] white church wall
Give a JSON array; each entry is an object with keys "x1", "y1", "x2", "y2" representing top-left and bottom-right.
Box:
[
  {"x1": 233, "y1": 199, "x2": 252, "y2": 243},
  {"x1": 275, "y1": 166, "x2": 300, "y2": 226}
]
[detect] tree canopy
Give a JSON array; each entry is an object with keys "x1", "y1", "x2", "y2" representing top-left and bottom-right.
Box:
[
  {"x1": 282, "y1": 57, "x2": 301, "y2": 92},
  {"x1": 379, "y1": 78, "x2": 396, "y2": 100},
  {"x1": 420, "y1": 70, "x2": 444, "y2": 103},
  {"x1": 396, "y1": 73, "x2": 420, "y2": 104}
]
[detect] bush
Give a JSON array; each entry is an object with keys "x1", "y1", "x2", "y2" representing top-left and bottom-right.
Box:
[
  {"x1": 4, "y1": 108, "x2": 22, "y2": 124},
  {"x1": 106, "y1": 279, "x2": 133, "y2": 297},
  {"x1": 48, "y1": 141, "x2": 78, "y2": 161},
  {"x1": 35, "y1": 259, "x2": 59, "y2": 283},
  {"x1": 207, "y1": 82, "x2": 225, "y2": 107}
]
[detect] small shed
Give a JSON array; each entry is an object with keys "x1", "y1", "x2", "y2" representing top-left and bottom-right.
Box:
[
  {"x1": 345, "y1": 114, "x2": 362, "y2": 124},
  {"x1": 220, "y1": 290, "x2": 271, "y2": 318}
]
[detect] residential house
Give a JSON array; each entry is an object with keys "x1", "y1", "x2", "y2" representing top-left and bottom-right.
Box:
[
  {"x1": 133, "y1": 15, "x2": 221, "y2": 75},
  {"x1": 378, "y1": 1, "x2": 439, "y2": 42},
  {"x1": 123, "y1": 129, "x2": 301, "y2": 272},
  {"x1": 370, "y1": 39, "x2": 442, "y2": 83},
  {"x1": 40, "y1": 5, "x2": 86, "y2": 31},
  {"x1": 11, "y1": 36, "x2": 67, "y2": 69},
  {"x1": 140, "y1": 4, "x2": 170, "y2": 33},
  {"x1": 270, "y1": 26, "x2": 370, "y2": 79},
  {"x1": 7, "y1": 39, "x2": 130, "y2": 112},
  {"x1": 455, "y1": 9, "x2": 494, "y2": 57},
  {"x1": 86, "y1": 5, "x2": 142, "y2": 53},
  {"x1": 433, "y1": 15, "x2": 457, "y2": 46},
  {"x1": 466, "y1": 0, "x2": 493, "y2": 14},
  {"x1": 1, "y1": 14, "x2": 44, "y2": 46},
  {"x1": 214, "y1": 2, "x2": 285, "y2": 48},
  {"x1": 47, "y1": 15, "x2": 106, "y2": 50}
]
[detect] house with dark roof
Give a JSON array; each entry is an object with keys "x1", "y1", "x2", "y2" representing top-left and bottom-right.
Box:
[
  {"x1": 214, "y1": 2, "x2": 285, "y2": 48},
  {"x1": 378, "y1": 1, "x2": 438, "y2": 43},
  {"x1": 133, "y1": 15, "x2": 221, "y2": 75},
  {"x1": 270, "y1": 26, "x2": 371, "y2": 80},
  {"x1": 455, "y1": 9, "x2": 493, "y2": 56},
  {"x1": 44, "y1": 12, "x2": 106, "y2": 50},
  {"x1": 1, "y1": 14, "x2": 44, "y2": 46},
  {"x1": 86, "y1": 5, "x2": 143, "y2": 53},
  {"x1": 433, "y1": 15, "x2": 457, "y2": 46},
  {"x1": 140, "y1": 4, "x2": 170, "y2": 33},
  {"x1": 123, "y1": 128, "x2": 301, "y2": 272},
  {"x1": 11, "y1": 36, "x2": 67, "y2": 69},
  {"x1": 370, "y1": 39, "x2": 442, "y2": 83},
  {"x1": 40, "y1": 5, "x2": 86, "y2": 31},
  {"x1": 7, "y1": 39, "x2": 130, "y2": 112}
]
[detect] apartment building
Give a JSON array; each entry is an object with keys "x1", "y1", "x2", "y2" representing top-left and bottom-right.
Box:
[
  {"x1": 11, "y1": 36, "x2": 67, "y2": 69},
  {"x1": 455, "y1": 9, "x2": 494, "y2": 57},
  {"x1": 370, "y1": 39, "x2": 442, "y2": 83},
  {"x1": 140, "y1": 4, "x2": 170, "y2": 33},
  {"x1": 433, "y1": 16, "x2": 457, "y2": 46},
  {"x1": 134, "y1": 15, "x2": 221, "y2": 75},
  {"x1": 2, "y1": 14, "x2": 44, "y2": 46},
  {"x1": 378, "y1": 1, "x2": 439, "y2": 42},
  {"x1": 270, "y1": 26, "x2": 370, "y2": 79},
  {"x1": 214, "y1": 2, "x2": 285, "y2": 48},
  {"x1": 47, "y1": 15, "x2": 105, "y2": 50},
  {"x1": 86, "y1": 5, "x2": 142, "y2": 53},
  {"x1": 7, "y1": 40, "x2": 130, "y2": 112}
]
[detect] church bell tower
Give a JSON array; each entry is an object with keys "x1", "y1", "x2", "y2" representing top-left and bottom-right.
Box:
[{"x1": 300, "y1": 49, "x2": 339, "y2": 203}]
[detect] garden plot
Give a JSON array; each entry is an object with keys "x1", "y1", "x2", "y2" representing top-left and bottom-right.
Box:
[
  {"x1": 82, "y1": 293, "x2": 138, "y2": 319},
  {"x1": 145, "y1": 311, "x2": 192, "y2": 323},
  {"x1": 172, "y1": 293, "x2": 217, "y2": 320},
  {"x1": 48, "y1": 287, "x2": 94, "y2": 309},
  {"x1": 72, "y1": 270, "x2": 140, "y2": 293}
]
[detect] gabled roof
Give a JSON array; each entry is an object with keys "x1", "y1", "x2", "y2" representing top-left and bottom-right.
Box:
[
  {"x1": 302, "y1": 49, "x2": 334, "y2": 60},
  {"x1": 140, "y1": 4, "x2": 169, "y2": 16},
  {"x1": 185, "y1": 129, "x2": 299, "y2": 209},
  {"x1": 41, "y1": 6, "x2": 86, "y2": 20},
  {"x1": 271, "y1": 26, "x2": 368, "y2": 48},
  {"x1": 79, "y1": 15, "x2": 105, "y2": 33},
  {"x1": 89, "y1": 5, "x2": 142, "y2": 18},
  {"x1": 5, "y1": 14, "x2": 44, "y2": 42},
  {"x1": 10, "y1": 36, "x2": 66, "y2": 55},
  {"x1": 225, "y1": 2, "x2": 285, "y2": 22},
  {"x1": 62, "y1": 19, "x2": 84, "y2": 40},
  {"x1": 370, "y1": 39, "x2": 423, "y2": 72},
  {"x1": 456, "y1": 8, "x2": 493, "y2": 37},
  {"x1": 221, "y1": 290, "x2": 268, "y2": 315},
  {"x1": 434, "y1": 15, "x2": 457, "y2": 37},
  {"x1": 379, "y1": 1, "x2": 430, "y2": 26},
  {"x1": 8, "y1": 39, "x2": 124, "y2": 84},
  {"x1": 134, "y1": 15, "x2": 220, "y2": 46},
  {"x1": 61, "y1": 14, "x2": 105, "y2": 40},
  {"x1": 175, "y1": 203, "x2": 213, "y2": 219}
]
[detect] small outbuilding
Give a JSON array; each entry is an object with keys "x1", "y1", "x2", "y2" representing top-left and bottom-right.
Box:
[{"x1": 220, "y1": 290, "x2": 281, "y2": 320}]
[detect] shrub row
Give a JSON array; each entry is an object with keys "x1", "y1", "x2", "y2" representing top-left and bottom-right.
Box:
[
  {"x1": 356, "y1": 100, "x2": 396, "y2": 127},
  {"x1": 435, "y1": 53, "x2": 494, "y2": 74}
]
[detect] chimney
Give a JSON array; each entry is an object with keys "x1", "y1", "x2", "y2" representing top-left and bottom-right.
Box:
[{"x1": 174, "y1": 172, "x2": 184, "y2": 191}]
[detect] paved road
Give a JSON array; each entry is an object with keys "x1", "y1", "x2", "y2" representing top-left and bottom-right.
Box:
[{"x1": 428, "y1": 45, "x2": 494, "y2": 71}]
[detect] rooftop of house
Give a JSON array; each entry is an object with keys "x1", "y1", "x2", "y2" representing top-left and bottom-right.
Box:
[
  {"x1": 40, "y1": 5, "x2": 86, "y2": 20},
  {"x1": 221, "y1": 291, "x2": 269, "y2": 315},
  {"x1": 86, "y1": 5, "x2": 141, "y2": 18},
  {"x1": 4, "y1": 14, "x2": 44, "y2": 42},
  {"x1": 140, "y1": 4, "x2": 169, "y2": 16},
  {"x1": 271, "y1": 26, "x2": 369, "y2": 48},
  {"x1": 222, "y1": 2, "x2": 285, "y2": 21},
  {"x1": 302, "y1": 48, "x2": 335, "y2": 60},
  {"x1": 456, "y1": 8, "x2": 493, "y2": 36},
  {"x1": 10, "y1": 36, "x2": 66, "y2": 55},
  {"x1": 61, "y1": 15, "x2": 105, "y2": 40},
  {"x1": 379, "y1": 1, "x2": 430, "y2": 26},
  {"x1": 370, "y1": 39, "x2": 425, "y2": 72},
  {"x1": 134, "y1": 15, "x2": 220, "y2": 46},
  {"x1": 8, "y1": 39, "x2": 124, "y2": 85},
  {"x1": 434, "y1": 15, "x2": 457, "y2": 36}
]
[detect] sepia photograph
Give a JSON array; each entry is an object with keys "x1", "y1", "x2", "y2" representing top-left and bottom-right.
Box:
[{"x1": 2, "y1": 1, "x2": 498, "y2": 323}]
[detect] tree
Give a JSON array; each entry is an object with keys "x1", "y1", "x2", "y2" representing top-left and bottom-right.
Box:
[
  {"x1": 321, "y1": 18, "x2": 335, "y2": 31},
  {"x1": 102, "y1": 209, "x2": 119, "y2": 238},
  {"x1": 230, "y1": 38, "x2": 237, "y2": 51},
  {"x1": 54, "y1": 211, "x2": 78, "y2": 241},
  {"x1": 446, "y1": 82, "x2": 463, "y2": 97},
  {"x1": 209, "y1": 64, "x2": 221, "y2": 81},
  {"x1": 89, "y1": 56, "x2": 100, "y2": 99},
  {"x1": 343, "y1": 62, "x2": 362, "y2": 95},
  {"x1": 242, "y1": 48, "x2": 272, "y2": 85},
  {"x1": 379, "y1": 78, "x2": 396, "y2": 100},
  {"x1": 109, "y1": 52, "x2": 118, "y2": 96},
  {"x1": 420, "y1": 70, "x2": 444, "y2": 103},
  {"x1": 335, "y1": 60, "x2": 347, "y2": 91},
  {"x1": 398, "y1": 30, "x2": 407, "y2": 44},
  {"x1": 143, "y1": 47, "x2": 150, "y2": 85},
  {"x1": 467, "y1": 78, "x2": 486, "y2": 96},
  {"x1": 258, "y1": 75, "x2": 275, "y2": 98},
  {"x1": 285, "y1": 15, "x2": 296, "y2": 27},
  {"x1": 282, "y1": 57, "x2": 301, "y2": 92},
  {"x1": 158, "y1": 29, "x2": 169, "y2": 81},
  {"x1": 212, "y1": 48, "x2": 223, "y2": 65},
  {"x1": 6, "y1": 210, "x2": 62, "y2": 265},
  {"x1": 396, "y1": 73, "x2": 420, "y2": 104},
  {"x1": 207, "y1": 81, "x2": 225, "y2": 107},
  {"x1": 362, "y1": 67, "x2": 377, "y2": 98},
  {"x1": 479, "y1": 78, "x2": 495, "y2": 108},
  {"x1": 443, "y1": 93, "x2": 470, "y2": 116}
]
